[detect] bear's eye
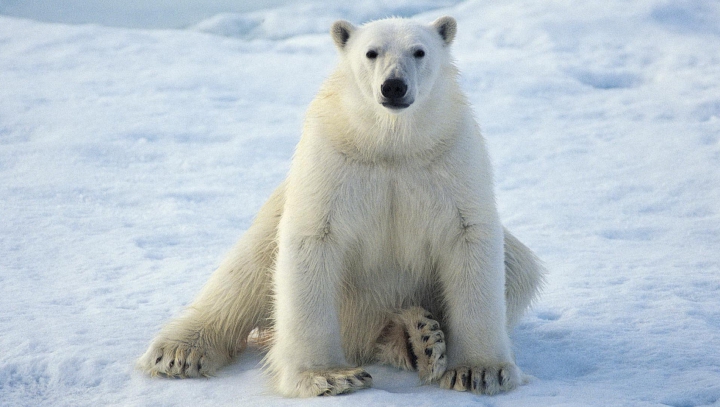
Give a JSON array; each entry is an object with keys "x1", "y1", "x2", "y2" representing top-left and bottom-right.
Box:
[
  {"x1": 366, "y1": 50, "x2": 378, "y2": 59},
  {"x1": 414, "y1": 49, "x2": 425, "y2": 58}
]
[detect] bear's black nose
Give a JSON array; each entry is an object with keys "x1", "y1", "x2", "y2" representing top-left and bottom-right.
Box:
[{"x1": 381, "y1": 79, "x2": 408, "y2": 99}]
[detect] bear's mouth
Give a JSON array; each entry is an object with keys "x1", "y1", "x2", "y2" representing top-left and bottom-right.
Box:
[{"x1": 381, "y1": 101, "x2": 412, "y2": 110}]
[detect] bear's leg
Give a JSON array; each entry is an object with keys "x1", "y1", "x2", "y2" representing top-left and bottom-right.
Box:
[
  {"x1": 437, "y1": 223, "x2": 523, "y2": 395},
  {"x1": 374, "y1": 307, "x2": 447, "y2": 382},
  {"x1": 137, "y1": 183, "x2": 285, "y2": 378},
  {"x1": 503, "y1": 228, "x2": 545, "y2": 328},
  {"x1": 265, "y1": 222, "x2": 373, "y2": 397}
]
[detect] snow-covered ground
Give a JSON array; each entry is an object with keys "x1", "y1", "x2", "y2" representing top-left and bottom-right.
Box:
[{"x1": 1, "y1": 0, "x2": 719, "y2": 406}]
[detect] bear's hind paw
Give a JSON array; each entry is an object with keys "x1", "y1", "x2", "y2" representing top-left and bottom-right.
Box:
[
  {"x1": 138, "y1": 339, "x2": 227, "y2": 379},
  {"x1": 404, "y1": 308, "x2": 447, "y2": 382},
  {"x1": 375, "y1": 307, "x2": 447, "y2": 382}
]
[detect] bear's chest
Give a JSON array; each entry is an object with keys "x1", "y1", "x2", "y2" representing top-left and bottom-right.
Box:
[{"x1": 335, "y1": 163, "x2": 459, "y2": 269}]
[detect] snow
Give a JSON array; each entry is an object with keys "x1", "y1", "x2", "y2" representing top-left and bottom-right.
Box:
[{"x1": 1, "y1": 0, "x2": 719, "y2": 406}]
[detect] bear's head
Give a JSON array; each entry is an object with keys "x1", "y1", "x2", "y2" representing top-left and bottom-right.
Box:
[{"x1": 331, "y1": 16, "x2": 457, "y2": 115}]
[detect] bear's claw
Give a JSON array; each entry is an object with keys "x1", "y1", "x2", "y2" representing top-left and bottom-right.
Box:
[
  {"x1": 404, "y1": 310, "x2": 447, "y2": 382},
  {"x1": 304, "y1": 368, "x2": 373, "y2": 396},
  {"x1": 439, "y1": 363, "x2": 522, "y2": 395},
  {"x1": 138, "y1": 335, "x2": 226, "y2": 379}
]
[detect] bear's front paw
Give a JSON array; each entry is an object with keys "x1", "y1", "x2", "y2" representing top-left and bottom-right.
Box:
[
  {"x1": 137, "y1": 338, "x2": 227, "y2": 378},
  {"x1": 439, "y1": 363, "x2": 522, "y2": 395},
  {"x1": 291, "y1": 368, "x2": 373, "y2": 397}
]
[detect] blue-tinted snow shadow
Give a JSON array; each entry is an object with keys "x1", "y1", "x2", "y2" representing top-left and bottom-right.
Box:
[
  {"x1": 512, "y1": 312, "x2": 603, "y2": 381},
  {"x1": 650, "y1": 0, "x2": 720, "y2": 37},
  {"x1": 567, "y1": 69, "x2": 642, "y2": 90}
]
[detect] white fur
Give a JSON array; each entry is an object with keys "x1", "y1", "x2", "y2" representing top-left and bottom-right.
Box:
[{"x1": 138, "y1": 16, "x2": 545, "y2": 398}]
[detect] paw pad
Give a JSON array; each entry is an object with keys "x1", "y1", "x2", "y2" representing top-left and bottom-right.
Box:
[{"x1": 402, "y1": 308, "x2": 447, "y2": 382}]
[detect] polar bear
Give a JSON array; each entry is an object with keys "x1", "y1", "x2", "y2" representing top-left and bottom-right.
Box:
[{"x1": 138, "y1": 16, "x2": 545, "y2": 397}]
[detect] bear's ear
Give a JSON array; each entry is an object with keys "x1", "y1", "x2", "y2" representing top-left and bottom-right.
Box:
[
  {"x1": 331, "y1": 20, "x2": 356, "y2": 50},
  {"x1": 432, "y1": 16, "x2": 457, "y2": 45}
]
